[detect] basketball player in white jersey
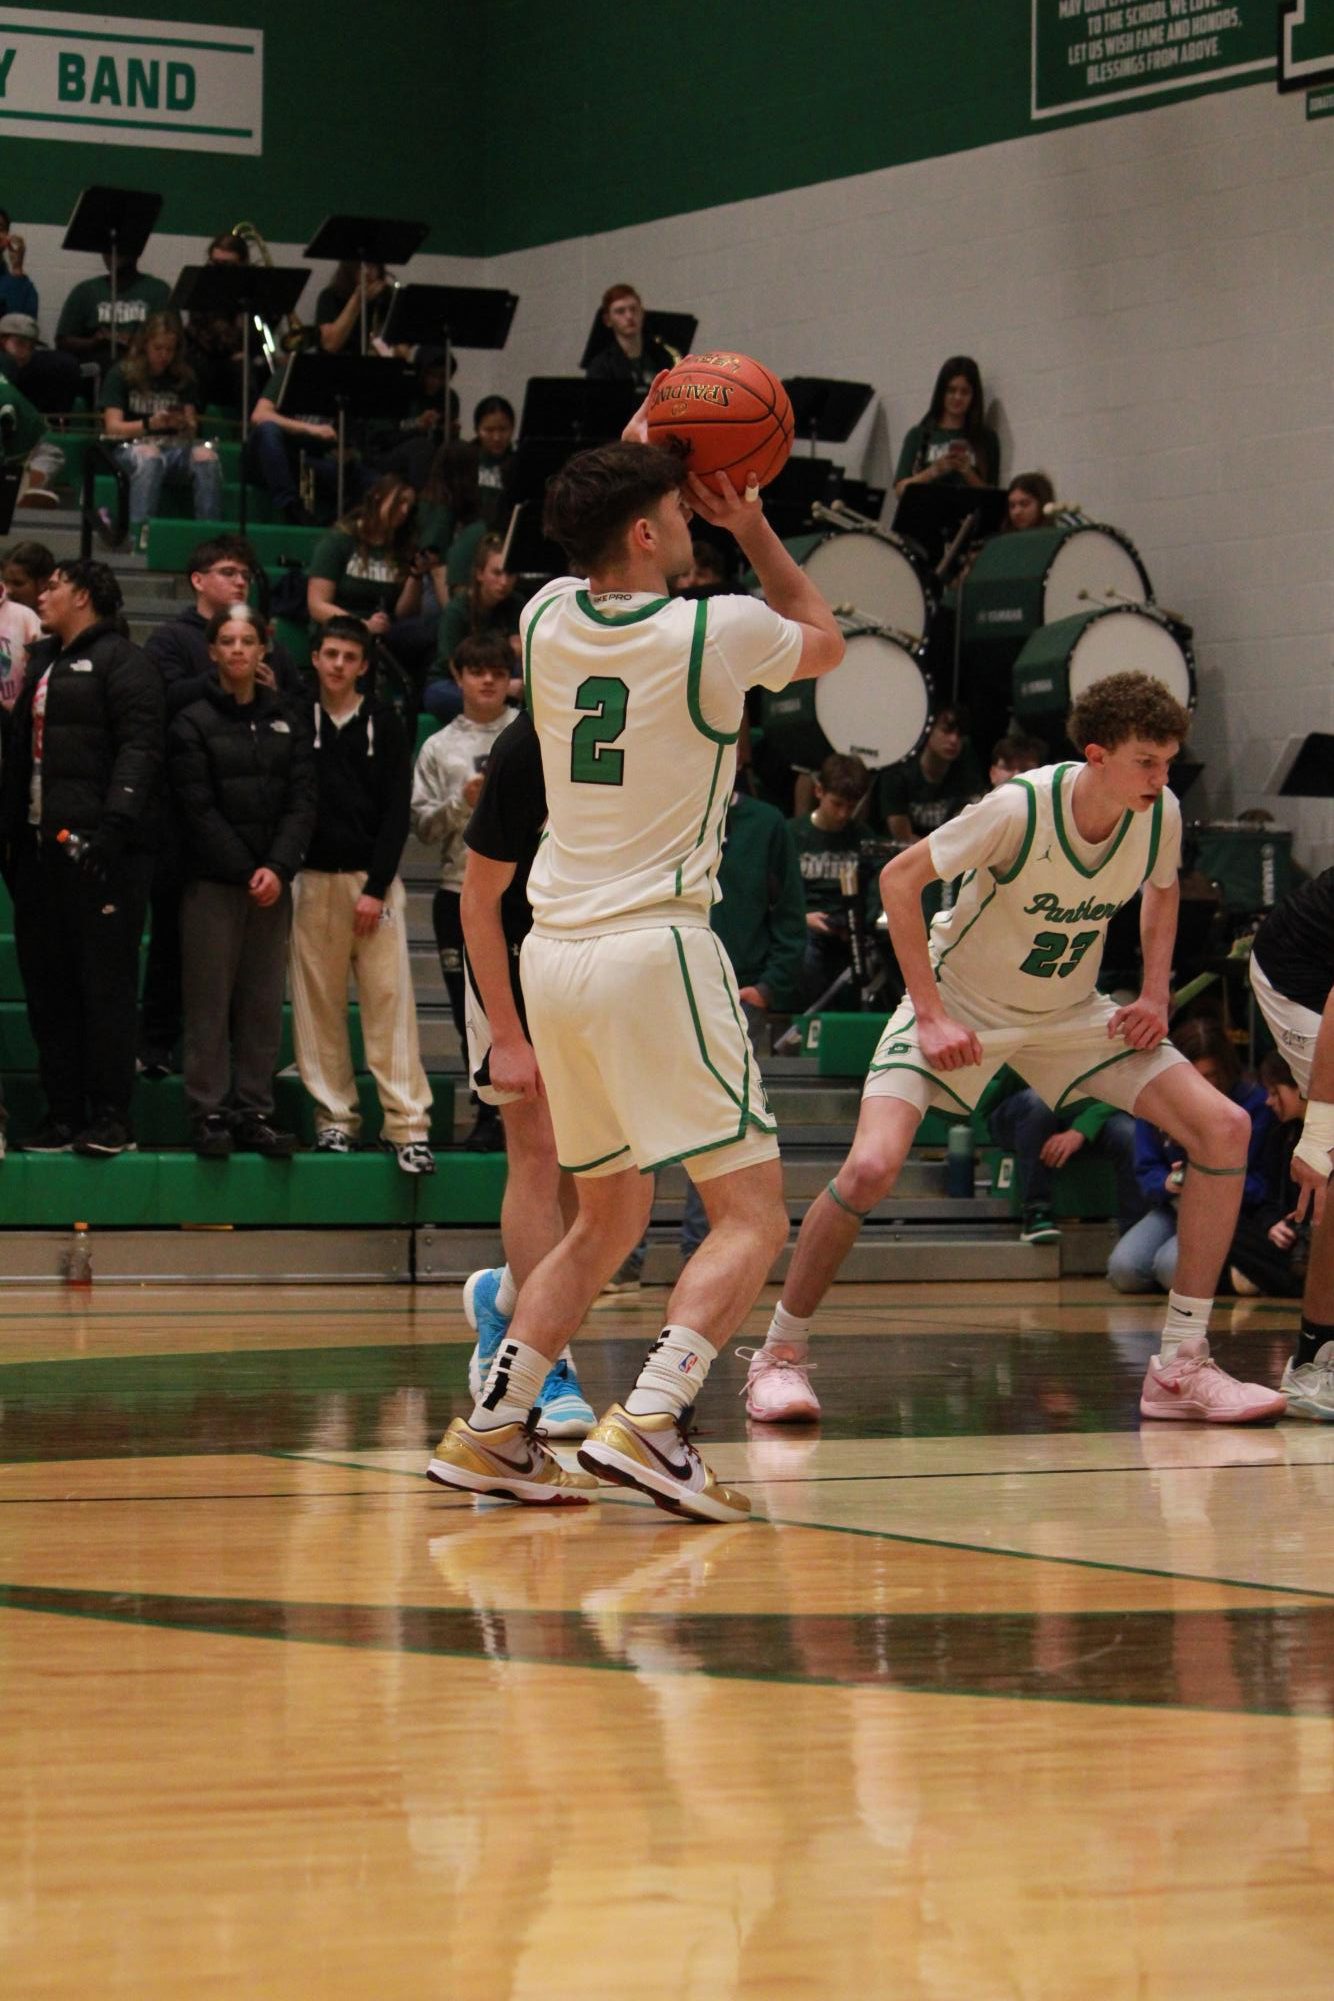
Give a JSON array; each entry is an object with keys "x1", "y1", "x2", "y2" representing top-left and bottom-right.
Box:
[
  {"x1": 759, "y1": 672, "x2": 1286, "y2": 1424},
  {"x1": 427, "y1": 442, "x2": 844, "y2": 1518}
]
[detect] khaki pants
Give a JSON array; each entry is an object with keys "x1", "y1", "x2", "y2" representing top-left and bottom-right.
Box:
[{"x1": 289, "y1": 871, "x2": 431, "y2": 1144}]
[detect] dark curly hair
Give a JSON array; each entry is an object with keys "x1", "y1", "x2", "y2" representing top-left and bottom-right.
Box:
[{"x1": 1067, "y1": 672, "x2": 1190, "y2": 753}]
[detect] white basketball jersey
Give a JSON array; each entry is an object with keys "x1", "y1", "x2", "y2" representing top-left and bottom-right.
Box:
[
  {"x1": 926, "y1": 762, "x2": 1181, "y2": 1014},
  {"x1": 522, "y1": 579, "x2": 801, "y2": 936}
]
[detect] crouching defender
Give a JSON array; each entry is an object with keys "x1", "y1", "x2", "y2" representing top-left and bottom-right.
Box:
[{"x1": 756, "y1": 672, "x2": 1285, "y2": 1425}]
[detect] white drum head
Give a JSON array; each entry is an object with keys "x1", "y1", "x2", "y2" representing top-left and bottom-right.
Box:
[
  {"x1": 803, "y1": 531, "x2": 929, "y2": 641},
  {"x1": 1046, "y1": 527, "x2": 1148, "y2": 622},
  {"x1": 814, "y1": 634, "x2": 931, "y2": 766},
  {"x1": 1067, "y1": 609, "x2": 1193, "y2": 710}
]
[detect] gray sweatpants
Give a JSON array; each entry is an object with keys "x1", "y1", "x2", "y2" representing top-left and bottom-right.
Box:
[{"x1": 181, "y1": 879, "x2": 291, "y2": 1121}]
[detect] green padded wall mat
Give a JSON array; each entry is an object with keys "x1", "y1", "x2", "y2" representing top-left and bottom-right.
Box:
[{"x1": 415, "y1": 1153, "x2": 507, "y2": 1225}]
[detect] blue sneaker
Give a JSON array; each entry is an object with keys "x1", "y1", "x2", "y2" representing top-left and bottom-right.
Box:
[
  {"x1": 535, "y1": 1356, "x2": 596, "y2": 1440},
  {"x1": 463, "y1": 1266, "x2": 511, "y2": 1401}
]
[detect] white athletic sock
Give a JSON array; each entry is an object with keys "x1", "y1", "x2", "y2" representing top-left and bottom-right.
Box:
[
  {"x1": 765, "y1": 1302, "x2": 813, "y2": 1358},
  {"x1": 1160, "y1": 1292, "x2": 1214, "y2": 1363},
  {"x1": 624, "y1": 1324, "x2": 718, "y2": 1418},
  {"x1": 470, "y1": 1337, "x2": 548, "y2": 1430},
  {"x1": 494, "y1": 1264, "x2": 518, "y2": 1316}
]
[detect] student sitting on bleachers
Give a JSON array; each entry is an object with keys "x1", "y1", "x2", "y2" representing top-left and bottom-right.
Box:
[
  {"x1": 101, "y1": 312, "x2": 222, "y2": 544},
  {"x1": 247, "y1": 353, "x2": 343, "y2": 526},
  {"x1": 0, "y1": 539, "x2": 53, "y2": 612},
  {"x1": 144, "y1": 534, "x2": 302, "y2": 714},
  {"x1": 421, "y1": 534, "x2": 521, "y2": 722},
  {"x1": 789, "y1": 752, "x2": 875, "y2": 1008},
  {"x1": 55, "y1": 244, "x2": 172, "y2": 380},
  {"x1": 290, "y1": 616, "x2": 433, "y2": 1174},
  {"x1": 0, "y1": 309, "x2": 83, "y2": 434},
  {"x1": 986, "y1": 1070, "x2": 1142, "y2": 1248},
  {"x1": 870, "y1": 704, "x2": 984, "y2": 844},
  {"x1": 1228, "y1": 1051, "x2": 1308, "y2": 1299}
]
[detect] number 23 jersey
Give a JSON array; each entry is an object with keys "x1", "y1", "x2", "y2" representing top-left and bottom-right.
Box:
[
  {"x1": 521, "y1": 580, "x2": 801, "y2": 936},
  {"x1": 925, "y1": 762, "x2": 1181, "y2": 1016}
]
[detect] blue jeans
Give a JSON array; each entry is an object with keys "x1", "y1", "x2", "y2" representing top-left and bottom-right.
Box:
[
  {"x1": 245, "y1": 420, "x2": 343, "y2": 518},
  {"x1": 1107, "y1": 1205, "x2": 1178, "y2": 1292},
  {"x1": 115, "y1": 440, "x2": 222, "y2": 528},
  {"x1": 989, "y1": 1087, "x2": 1143, "y2": 1234}
]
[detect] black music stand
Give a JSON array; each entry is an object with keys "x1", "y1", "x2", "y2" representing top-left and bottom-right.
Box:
[
  {"x1": 760, "y1": 455, "x2": 838, "y2": 539},
  {"x1": 783, "y1": 377, "x2": 875, "y2": 461},
  {"x1": 383, "y1": 284, "x2": 517, "y2": 434},
  {"x1": 281, "y1": 351, "x2": 416, "y2": 518},
  {"x1": 172, "y1": 262, "x2": 309, "y2": 501},
  {"x1": 501, "y1": 498, "x2": 567, "y2": 582},
  {"x1": 519, "y1": 376, "x2": 639, "y2": 445},
  {"x1": 579, "y1": 308, "x2": 697, "y2": 371},
  {"x1": 303, "y1": 215, "x2": 429, "y2": 355},
  {"x1": 62, "y1": 186, "x2": 163, "y2": 365},
  {"x1": 1267, "y1": 733, "x2": 1334, "y2": 796}
]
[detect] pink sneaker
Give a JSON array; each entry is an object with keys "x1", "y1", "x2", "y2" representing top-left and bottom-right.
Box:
[
  {"x1": 1140, "y1": 1334, "x2": 1287, "y2": 1424},
  {"x1": 739, "y1": 1344, "x2": 821, "y2": 1423}
]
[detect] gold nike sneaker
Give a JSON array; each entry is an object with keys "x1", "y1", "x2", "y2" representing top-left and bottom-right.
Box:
[
  {"x1": 427, "y1": 1416, "x2": 600, "y2": 1506},
  {"x1": 577, "y1": 1405, "x2": 751, "y2": 1523}
]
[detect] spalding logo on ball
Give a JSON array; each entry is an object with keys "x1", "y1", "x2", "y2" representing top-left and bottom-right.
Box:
[{"x1": 646, "y1": 351, "x2": 794, "y2": 493}]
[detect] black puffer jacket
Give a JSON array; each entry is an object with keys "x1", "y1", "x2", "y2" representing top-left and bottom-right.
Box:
[
  {"x1": 0, "y1": 618, "x2": 164, "y2": 856},
  {"x1": 167, "y1": 681, "x2": 316, "y2": 885}
]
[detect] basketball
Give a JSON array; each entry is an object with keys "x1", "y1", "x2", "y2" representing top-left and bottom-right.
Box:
[{"x1": 646, "y1": 351, "x2": 794, "y2": 493}]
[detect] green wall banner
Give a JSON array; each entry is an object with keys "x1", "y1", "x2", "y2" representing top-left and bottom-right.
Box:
[
  {"x1": 1031, "y1": 0, "x2": 1274, "y2": 118},
  {"x1": 1308, "y1": 82, "x2": 1334, "y2": 113},
  {"x1": 0, "y1": 6, "x2": 262, "y2": 154},
  {"x1": 1279, "y1": 0, "x2": 1334, "y2": 89}
]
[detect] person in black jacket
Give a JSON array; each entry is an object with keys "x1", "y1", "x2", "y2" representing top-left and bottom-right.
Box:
[
  {"x1": 168, "y1": 605, "x2": 316, "y2": 1156},
  {"x1": 0, "y1": 558, "x2": 163, "y2": 1155},
  {"x1": 289, "y1": 617, "x2": 433, "y2": 1172}
]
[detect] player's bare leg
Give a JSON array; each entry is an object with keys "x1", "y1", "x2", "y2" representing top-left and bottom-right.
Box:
[
  {"x1": 1131, "y1": 1063, "x2": 1285, "y2": 1422},
  {"x1": 665, "y1": 1156, "x2": 790, "y2": 1344},
  {"x1": 498, "y1": 1095, "x2": 566, "y2": 1285},
  {"x1": 505, "y1": 1165, "x2": 655, "y2": 1364}
]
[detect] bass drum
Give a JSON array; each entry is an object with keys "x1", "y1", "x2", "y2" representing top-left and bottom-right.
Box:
[
  {"x1": 960, "y1": 523, "x2": 1152, "y2": 663},
  {"x1": 801, "y1": 527, "x2": 936, "y2": 646},
  {"x1": 761, "y1": 632, "x2": 932, "y2": 773},
  {"x1": 1012, "y1": 605, "x2": 1196, "y2": 720}
]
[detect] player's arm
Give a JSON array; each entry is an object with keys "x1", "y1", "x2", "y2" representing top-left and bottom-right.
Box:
[
  {"x1": 879, "y1": 842, "x2": 982, "y2": 1072},
  {"x1": 459, "y1": 848, "x2": 541, "y2": 1101},
  {"x1": 688, "y1": 473, "x2": 843, "y2": 680},
  {"x1": 1109, "y1": 877, "x2": 1177, "y2": 1051}
]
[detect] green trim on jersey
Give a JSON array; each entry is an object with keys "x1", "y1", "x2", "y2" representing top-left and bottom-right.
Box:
[
  {"x1": 864, "y1": 1058, "x2": 973, "y2": 1113},
  {"x1": 522, "y1": 590, "x2": 563, "y2": 714},
  {"x1": 670, "y1": 925, "x2": 767, "y2": 1135},
  {"x1": 1050, "y1": 764, "x2": 1132, "y2": 880},
  {"x1": 992, "y1": 777, "x2": 1038, "y2": 886},
  {"x1": 643, "y1": 1124, "x2": 777, "y2": 1174},
  {"x1": 574, "y1": 590, "x2": 670, "y2": 626},
  {"x1": 934, "y1": 885, "x2": 997, "y2": 969},
  {"x1": 1144, "y1": 790, "x2": 1164, "y2": 881},
  {"x1": 685, "y1": 599, "x2": 739, "y2": 747},
  {"x1": 1053, "y1": 1045, "x2": 1139, "y2": 1112},
  {"x1": 560, "y1": 1141, "x2": 633, "y2": 1174}
]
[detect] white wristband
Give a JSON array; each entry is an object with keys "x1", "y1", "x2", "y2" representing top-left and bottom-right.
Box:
[{"x1": 1293, "y1": 1099, "x2": 1334, "y2": 1179}]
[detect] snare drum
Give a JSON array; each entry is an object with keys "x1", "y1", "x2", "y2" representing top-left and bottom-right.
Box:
[
  {"x1": 1012, "y1": 605, "x2": 1196, "y2": 720},
  {"x1": 801, "y1": 527, "x2": 936, "y2": 647},
  {"x1": 961, "y1": 523, "x2": 1152, "y2": 665},
  {"x1": 761, "y1": 631, "x2": 932, "y2": 771}
]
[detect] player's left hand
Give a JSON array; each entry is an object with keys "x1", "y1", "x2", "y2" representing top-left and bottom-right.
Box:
[
  {"x1": 1109, "y1": 995, "x2": 1168, "y2": 1050},
  {"x1": 352, "y1": 894, "x2": 384, "y2": 937},
  {"x1": 621, "y1": 373, "x2": 670, "y2": 445}
]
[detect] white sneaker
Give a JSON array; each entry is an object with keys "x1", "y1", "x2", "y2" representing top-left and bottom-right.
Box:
[
  {"x1": 1280, "y1": 1341, "x2": 1334, "y2": 1421},
  {"x1": 385, "y1": 1139, "x2": 436, "y2": 1175},
  {"x1": 315, "y1": 1127, "x2": 354, "y2": 1154}
]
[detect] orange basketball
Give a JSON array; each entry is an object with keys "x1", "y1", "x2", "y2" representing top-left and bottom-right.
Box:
[{"x1": 646, "y1": 351, "x2": 794, "y2": 493}]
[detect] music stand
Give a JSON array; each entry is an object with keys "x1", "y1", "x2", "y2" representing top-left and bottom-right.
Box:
[
  {"x1": 303, "y1": 215, "x2": 429, "y2": 355},
  {"x1": 519, "y1": 377, "x2": 639, "y2": 445},
  {"x1": 281, "y1": 351, "x2": 416, "y2": 518},
  {"x1": 1267, "y1": 733, "x2": 1334, "y2": 797},
  {"x1": 171, "y1": 262, "x2": 309, "y2": 511},
  {"x1": 382, "y1": 284, "x2": 517, "y2": 435},
  {"x1": 501, "y1": 498, "x2": 567, "y2": 582},
  {"x1": 760, "y1": 455, "x2": 837, "y2": 539},
  {"x1": 62, "y1": 186, "x2": 163, "y2": 366},
  {"x1": 783, "y1": 377, "x2": 875, "y2": 461},
  {"x1": 579, "y1": 308, "x2": 698, "y2": 371}
]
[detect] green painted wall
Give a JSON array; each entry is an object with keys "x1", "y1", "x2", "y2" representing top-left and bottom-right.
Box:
[{"x1": 1, "y1": 0, "x2": 482, "y2": 253}]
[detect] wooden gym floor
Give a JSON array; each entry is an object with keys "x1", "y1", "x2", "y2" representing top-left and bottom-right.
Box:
[{"x1": 2, "y1": 1277, "x2": 1332, "y2": 1999}]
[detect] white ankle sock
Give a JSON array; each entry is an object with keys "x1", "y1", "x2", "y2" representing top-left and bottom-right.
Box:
[
  {"x1": 494, "y1": 1264, "x2": 518, "y2": 1316},
  {"x1": 624, "y1": 1324, "x2": 718, "y2": 1418},
  {"x1": 1160, "y1": 1292, "x2": 1213, "y2": 1362},
  {"x1": 470, "y1": 1337, "x2": 548, "y2": 1429},
  {"x1": 765, "y1": 1302, "x2": 812, "y2": 1358}
]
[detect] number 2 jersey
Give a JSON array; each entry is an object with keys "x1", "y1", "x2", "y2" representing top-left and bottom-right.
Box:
[
  {"x1": 924, "y1": 761, "x2": 1181, "y2": 1016},
  {"x1": 520, "y1": 579, "x2": 802, "y2": 936}
]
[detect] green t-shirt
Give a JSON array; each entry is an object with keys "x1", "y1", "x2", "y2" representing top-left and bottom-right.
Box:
[
  {"x1": 0, "y1": 366, "x2": 45, "y2": 465},
  {"x1": 56, "y1": 272, "x2": 171, "y2": 346},
  {"x1": 894, "y1": 422, "x2": 1000, "y2": 487},
  {"x1": 476, "y1": 450, "x2": 512, "y2": 527},
  {"x1": 872, "y1": 747, "x2": 984, "y2": 836},
  {"x1": 309, "y1": 529, "x2": 404, "y2": 621},
  {"x1": 415, "y1": 501, "x2": 454, "y2": 563},
  {"x1": 788, "y1": 814, "x2": 878, "y2": 922},
  {"x1": 446, "y1": 518, "x2": 487, "y2": 592},
  {"x1": 100, "y1": 361, "x2": 197, "y2": 423}
]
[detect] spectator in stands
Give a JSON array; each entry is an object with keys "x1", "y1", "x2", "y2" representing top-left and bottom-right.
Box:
[
  {"x1": 248, "y1": 353, "x2": 342, "y2": 525},
  {"x1": 56, "y1": 244, "x2": 172, "y2": 378},
  {"x1": 471, "y1": 396, "x2": 516, "y2": 528},
  {"x1": 0, "y1": 352, "x2": 52, "y2": 509},
  {"x1": 989, "y1": 731, "x2": 1046, "y2": 788},
  {"x1": 894, "y1": 356, "x2": 1000, "y2": 495},
  {"x1": 101, "y1": 312, "x2": 222, "y2": 542},
  {"x1": 1228, "y1": 1050, "x2": 1307, "y2": 1299},
  {"x1": 411, "y1": 631, "x2": 518, "y2": 1151},
  {"x1": 674, "y1": 537, "x2": 730, "y2": 597},
  {"x1": 1107, "y1": 1017, "x2": 1272, "y2": 1293},
  {"x1": 290, "y1": 616, "x2": 433, "y2": 1173},
  {"x1": 0, "y1": 312, "x2": 83, "y2": 422},
  {"x1": 316, "y1": 261, "x2": 395, "y2": 355},
  {"x1": 1004, "y1": 471, "x2": 1055, "y2": 532},
  {"x1": 790, "y1": 752, "x2": 874, "y2": 1007},
  {"x1": 184, "y1": 231, "x2": 263, "y2": 415},
  {"x1": 987, "y1": 1071, "x2": 1142, "y2": 1248},
  {"x1": 584, "y1": 284, "x2": 678, "y2": 390},
  {"x1": 0, "y1": 211, "x2": 36, "y2": 320},
  {"x1": 0, "y1": 556, "x2": 41, "y2": 710},
  {"x1": 368, "y1": 358, "x2": 457, "y2": 493},
  {"x1": 0, "y1": 559, "x2": 163, "y2": 1156},
  {"x1": 1, "y1": 539, "x2": 54, "y2": 613},
  {"x1": 415, "y1": 440, "x2": 481, "y2": 612},
  {"x1": 422, "y1": 534, "x2": 520, "y2": 721},
  {"x1": 168, "y1": 605, "x2": 316, "y2": 1158},
  {"x1": 308, "y1": 476, "x2": 419, "y2": 639},
  {"x1": 872, "y1": 704, "x2": 984, "y2": 842},
  {"x1": 144, "y1": 535, "x2": 301, "y2": 714}
]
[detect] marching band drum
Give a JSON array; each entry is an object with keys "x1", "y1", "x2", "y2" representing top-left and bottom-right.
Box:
[{"x1": 1011, "y1": 603, "x2": 1197, "y2": 722}]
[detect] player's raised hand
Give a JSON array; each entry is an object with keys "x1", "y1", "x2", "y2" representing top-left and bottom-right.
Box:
[
  {"x1": 622, "y1": 373, "x2": 670, "y2": 445},
  {"x1": 918, "y1": 1012, "x2": 984, "y2": 1073},
  {"x1": 687, "y1": 469, "x2": 763, "y2": 540},
  {"x1": 1109, "y1": 996, "x2": 1168, "y2": 1050}
]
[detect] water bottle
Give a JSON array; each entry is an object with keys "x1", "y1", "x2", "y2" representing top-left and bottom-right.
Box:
[
  {"x1": 64, "y1": 1220, "x2": 93, "y2": 1288},
  {"x1": 946, "y1": 1122, "x2": 975, "y2": 1199},
  {"x1": 56, "y1": 828, "x2": 89, "y2": 864}
]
